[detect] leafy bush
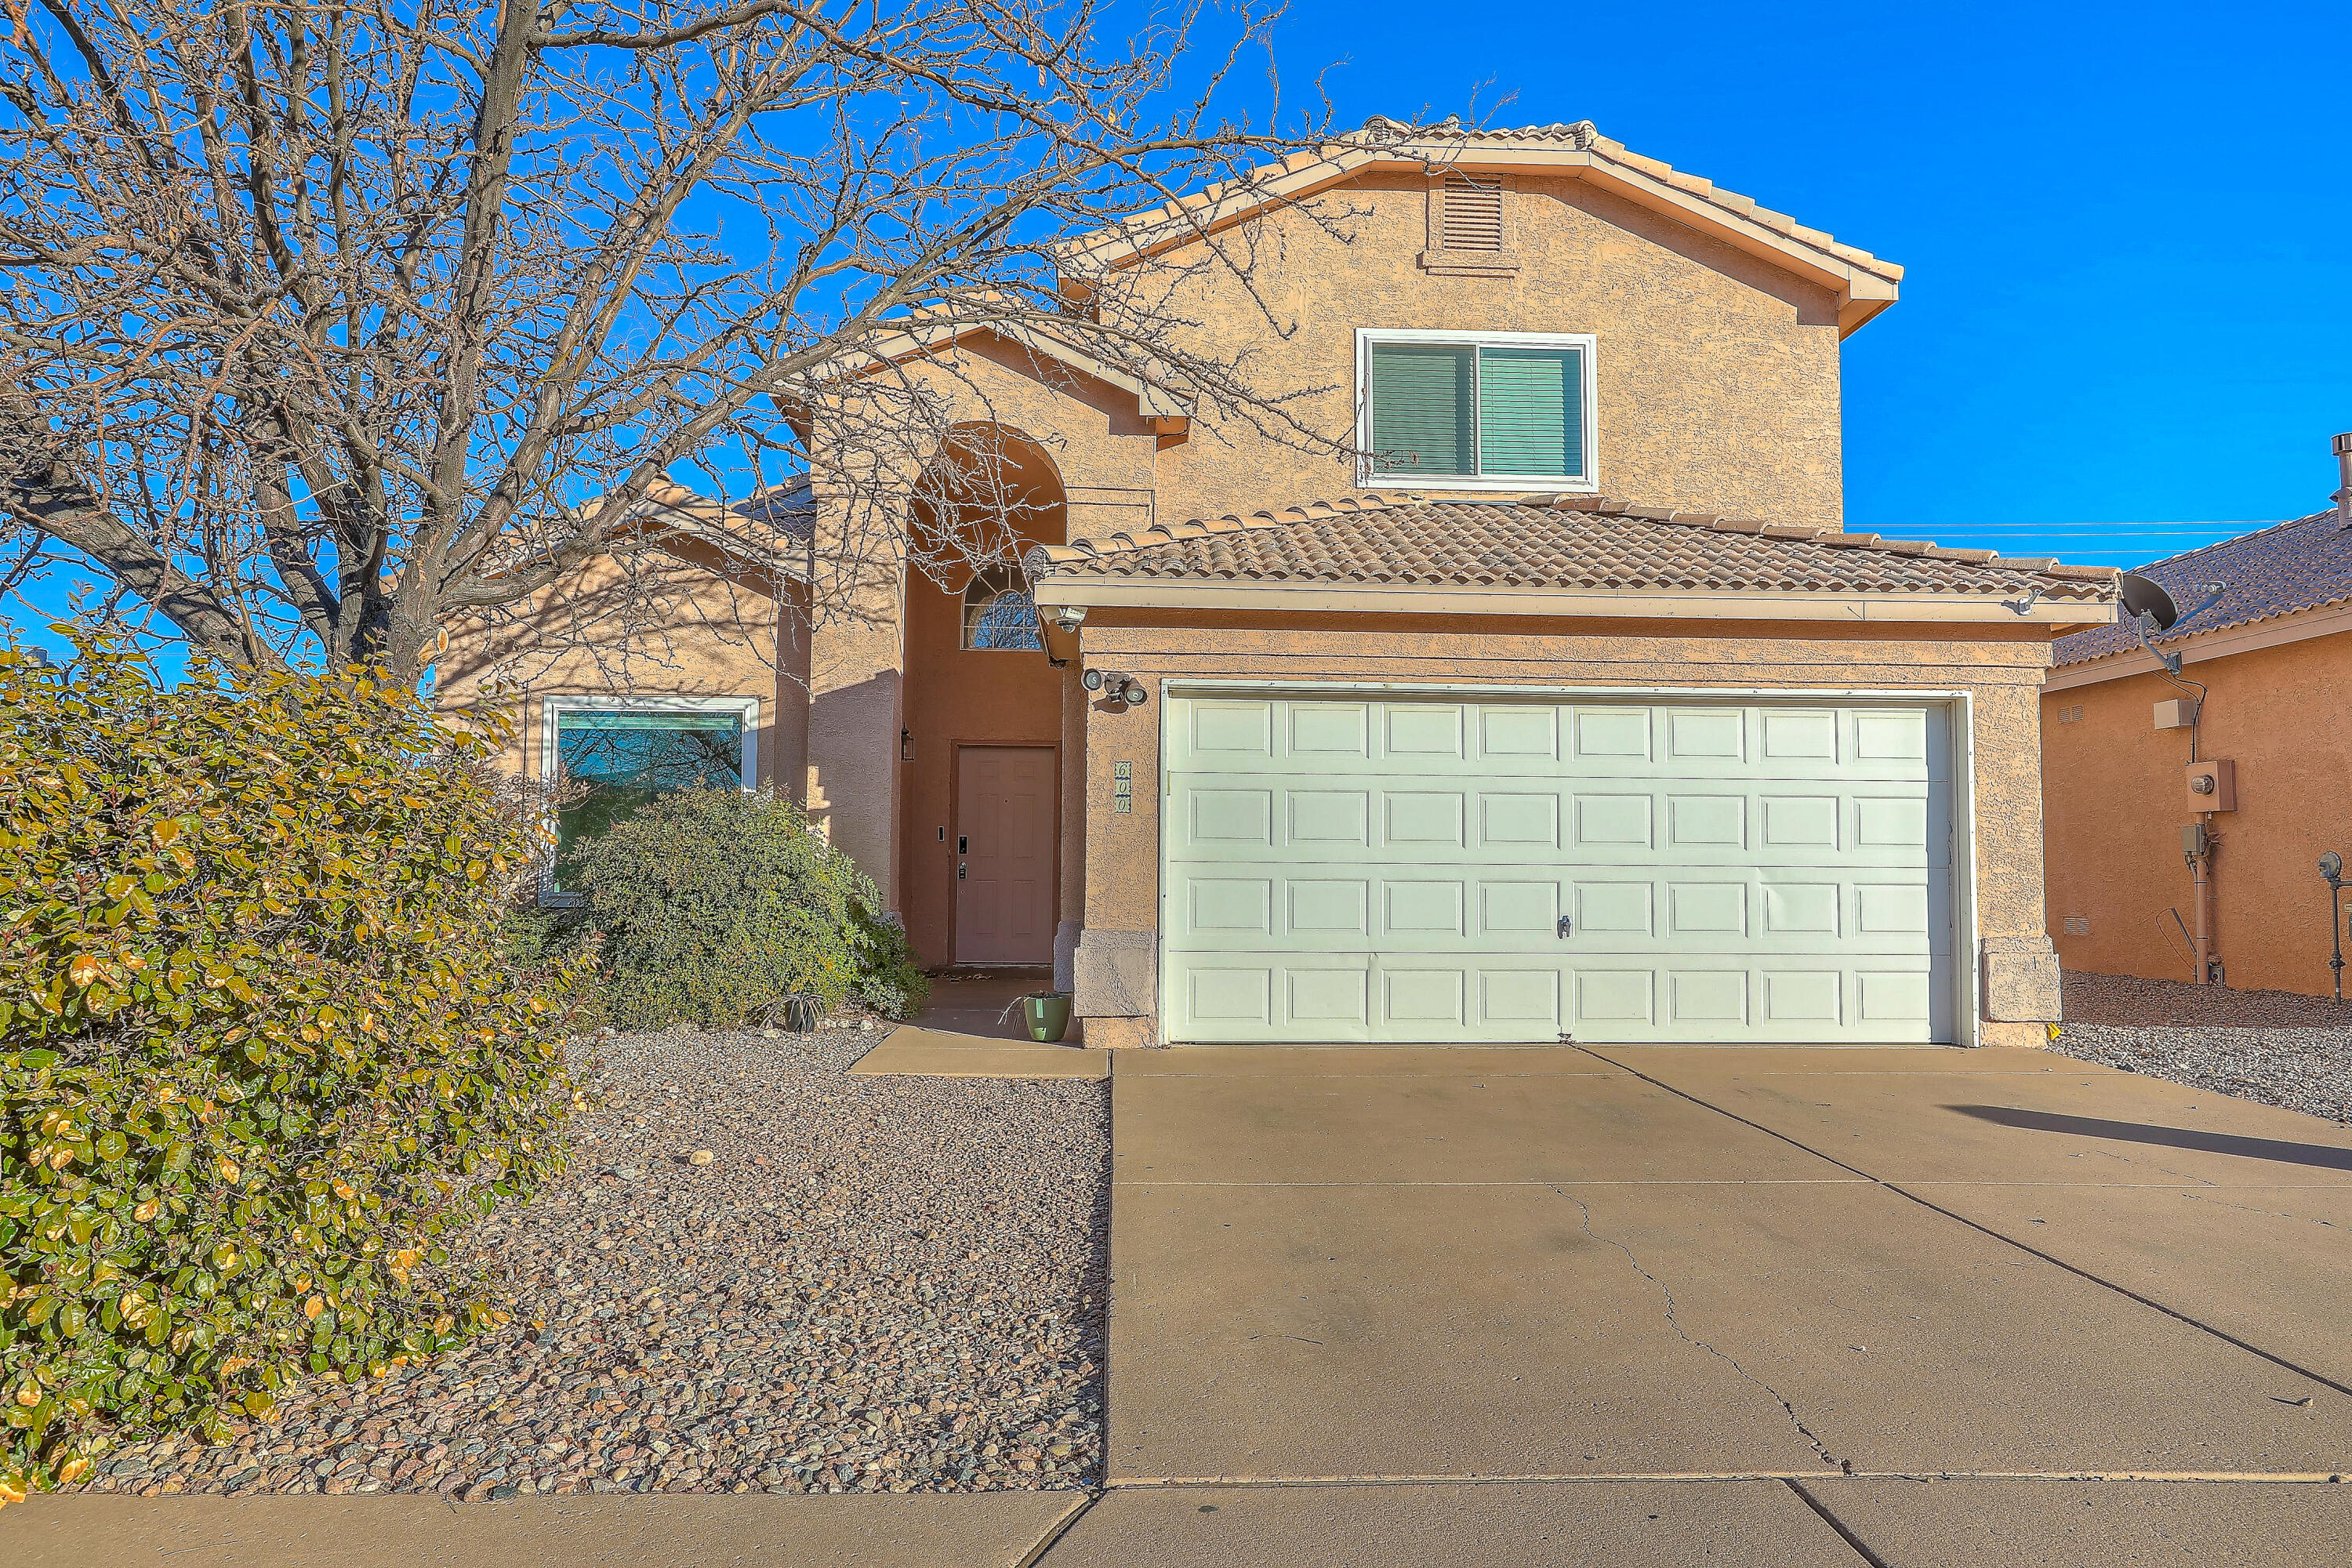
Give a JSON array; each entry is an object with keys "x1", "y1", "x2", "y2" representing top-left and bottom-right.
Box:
[
  {"x1": 0, "y1": 635, "x2": 590, "y2": 1503},
  {"x1": 568, "y1": 787, "x2": 926, "y2": 1029}
]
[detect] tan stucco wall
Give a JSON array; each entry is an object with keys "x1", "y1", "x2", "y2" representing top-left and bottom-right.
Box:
[
  {"x1": 436, "y1": 548, "x2": 807, "y2": 793},
  {"x1": 1134, "y1": 170, "x2": 1848, "y2": 528},
  {"x1": 2042, "y1": 633, "x2": 2352, "y2": 996},
  {"x1": 1069, "y1": 614, "x2": 2059, "y2": 1047}
]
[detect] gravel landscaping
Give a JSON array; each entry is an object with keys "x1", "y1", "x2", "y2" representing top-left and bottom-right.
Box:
[
  {"x1": 74, "y1": 1025, "x2": 1109, "y2": 1500},
  {"x1": 2055, "y1": 970, "x2": 2352, "y2": 1125}
]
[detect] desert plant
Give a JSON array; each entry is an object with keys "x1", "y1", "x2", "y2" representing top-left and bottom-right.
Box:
[
  {"x1": 0, "y1": 633, "x2": 591, "y2": 1504},
  {"x1": 568, "y1": 788, "x2": 925, "y2": 1030}
]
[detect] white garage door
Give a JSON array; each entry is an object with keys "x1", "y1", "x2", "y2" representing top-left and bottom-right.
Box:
[{"x1": 1160, "y1": 691, "x2": 1958, "y2": 1044}]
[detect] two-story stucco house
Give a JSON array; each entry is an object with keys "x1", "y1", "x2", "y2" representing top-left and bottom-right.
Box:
[{"x1": 439, "y1": 120, "x2": 2120, "y2": 1050}]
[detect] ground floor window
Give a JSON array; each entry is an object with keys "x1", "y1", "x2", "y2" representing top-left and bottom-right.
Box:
[{"x1": 540, "y1": 696, "x2": 760, "y2": 900}]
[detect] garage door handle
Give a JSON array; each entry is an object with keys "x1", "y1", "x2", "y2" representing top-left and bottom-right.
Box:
[{"x1": 1557, "y1": 915, "x2": 1573, "y2": 939}]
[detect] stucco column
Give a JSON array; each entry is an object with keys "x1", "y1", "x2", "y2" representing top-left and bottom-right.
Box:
[
  {"x1": 771, "y1": 583, "x2": 814, "y2": 803},
  {"x1": 1071, "y1": 667, "x2": 1163, "y2": 1047},
  {"x1": 1973, "y1": 676, "x2": 2063, "y2": 1043},
  {"x1": 805, "y1": 492, "x2": 908, "y2": 916},
  {"x1": 1054, "y1": 659, "x2": 1087, "y2": 993}
]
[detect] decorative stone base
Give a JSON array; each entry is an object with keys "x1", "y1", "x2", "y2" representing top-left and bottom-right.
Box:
[
  {"x1": 1072, "y1": 928, "x2": 1156, "y2": 1016},
  {"x1": 1075, "y1": 1014, "x2": 1158, "y2": 1050},
  {"x1": 1980, "y1": 935, "x2": 2063, "y2": 1024}
]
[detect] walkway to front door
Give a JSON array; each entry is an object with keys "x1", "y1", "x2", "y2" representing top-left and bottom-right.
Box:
[{"x1": 954, "y1": 744, "x2": 1056, "y2": 965}]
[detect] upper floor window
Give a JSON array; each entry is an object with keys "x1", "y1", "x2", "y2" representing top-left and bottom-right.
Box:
[
  {"x1": 1356, "y1": 328, "x2": 1595, "y2": 491},
  {"x1": 962, "y1": 564, "x2": 1042, "y2": 650}
]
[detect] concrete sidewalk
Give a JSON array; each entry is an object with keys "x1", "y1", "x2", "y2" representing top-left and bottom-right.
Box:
[{"x1": 7, "y1": 1492, "x2": 1087, "y2": 1567}]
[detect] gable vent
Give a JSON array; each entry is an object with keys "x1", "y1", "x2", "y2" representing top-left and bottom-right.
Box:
[{"x1": 1439, "y1": 174, "x2": 1505, "y2": 252}]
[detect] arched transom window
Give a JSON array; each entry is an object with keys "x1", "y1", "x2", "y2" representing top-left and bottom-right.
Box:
[{"x1": 961, "y1": 565, "x2": 1042, "y2": 651}]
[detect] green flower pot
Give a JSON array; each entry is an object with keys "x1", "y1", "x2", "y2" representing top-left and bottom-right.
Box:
[{"x1": 1021, "y1": 991, "x2": 1073, "y2": 1044}]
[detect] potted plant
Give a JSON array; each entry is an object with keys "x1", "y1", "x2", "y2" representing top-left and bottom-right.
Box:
[{"x1": 1018, "y1": 990, "x2": 1073, "y2": 1044}]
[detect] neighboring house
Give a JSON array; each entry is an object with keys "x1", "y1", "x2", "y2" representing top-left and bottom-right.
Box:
[
  {"x1": 439, "y1": 119, "x2": 2121, "y2": 1048},
  {"x1": 2042, "y1": 445, "x2": 2352, "y2": 996}
]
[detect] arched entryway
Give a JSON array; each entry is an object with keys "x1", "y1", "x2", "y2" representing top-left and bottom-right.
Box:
[{"x1": 898, "y1": 424, "x2": 1069, "y2": 970}]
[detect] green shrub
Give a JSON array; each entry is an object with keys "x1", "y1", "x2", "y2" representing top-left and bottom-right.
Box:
[
  {"x1": 568, "y1": 787, "x2": 926, "y2": 1029},
  {"x1": 0, "y1": 633, "x2": 590, "y2": 1504}
]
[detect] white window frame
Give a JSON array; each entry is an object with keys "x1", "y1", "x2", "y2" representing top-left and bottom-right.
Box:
[
  {"x1": 960, "y1": 564, "x2": 1045, "y2": 652},
  {"x1": 537, "y1": 693, "x2": 762, "y2": 906},
  {"x1": 1354, "y1": 327, "x2": 1599, "y2": 493}
]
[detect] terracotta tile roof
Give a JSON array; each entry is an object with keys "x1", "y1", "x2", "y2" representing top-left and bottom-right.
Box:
[
  {"x1": 1027, "y1": 495, "x2": 2118, "y2": 605},
  {"x1": 2054, "y1": 509, "x2": 2352, "y2": 666}
]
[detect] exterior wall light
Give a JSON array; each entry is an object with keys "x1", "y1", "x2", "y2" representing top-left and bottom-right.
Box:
[{"x1": 1082, "y1": 668, "x2": 1149, "y2": 706}]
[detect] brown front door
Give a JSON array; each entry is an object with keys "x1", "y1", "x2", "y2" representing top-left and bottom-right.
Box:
[{"x1": 954, "y1": 746, "x2": 1057, "y2": 965}]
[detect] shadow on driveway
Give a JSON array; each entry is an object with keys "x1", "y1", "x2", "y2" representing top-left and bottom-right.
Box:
[{"x1": 1948, "y1": 1105, "x2": 2352, "y2": 1173}]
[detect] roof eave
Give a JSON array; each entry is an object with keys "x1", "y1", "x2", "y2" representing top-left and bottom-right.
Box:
[
  {"x1": 831, "y1": 318, "x2": 1192, "y2": 419},
  {"x1": 2049, "y1": 595, "x2": 2352, "y2": 689},
  {"x1": 1028, "y1": 574, "x2": 2107, "y2": 627}
]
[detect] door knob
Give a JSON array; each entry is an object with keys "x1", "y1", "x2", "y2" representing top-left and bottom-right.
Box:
[{"x1": 958, "y1": 864, "x2": 967, "y2": 880}]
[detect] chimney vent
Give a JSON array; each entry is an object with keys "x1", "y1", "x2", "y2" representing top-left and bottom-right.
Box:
[{"x1": 2336, "y1": 432, "x2": 2352, "y2": 527}]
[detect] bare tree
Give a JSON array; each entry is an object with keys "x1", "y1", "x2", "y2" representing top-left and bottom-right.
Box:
[{"x1": 0, "y1": 0, "x2": 1348, "y2": 683}]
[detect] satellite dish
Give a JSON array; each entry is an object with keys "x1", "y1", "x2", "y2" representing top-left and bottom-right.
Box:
[{"x1": 2118, "y1": 572, "x2": 2180, "y2": 631}]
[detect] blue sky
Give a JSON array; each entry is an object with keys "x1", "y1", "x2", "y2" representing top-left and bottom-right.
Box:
[
  {"x1": 12, "y1": 1, "x2": 2339, "y2": 666},
  {"x1": 1252, "y1": 0, "x2": 2350, "y2": 566}
]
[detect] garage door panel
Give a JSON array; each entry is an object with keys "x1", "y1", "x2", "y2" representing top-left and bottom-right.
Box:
[
  {"x1": 1663, "y1": 707, "x2": 1748, "y2": 764},
  {"x1": 1287, "y1": 700, "x2": 1372, "y2": 759},
  {"x1": 1169, "y1": 865, "x2": 1949, "y2": 958},
  {"x1": 1287, "y1": 879, "x2": 1370, "y2": 938},
  {"x1": 1382, "y1": 879, "x2": 1468, "y2": 938},
  {"x1": 1477, "y1": 791, "x2": 1563, "y2": 848},
  {"x1": 1287, "y1": 789, "x2": 1371, "y2": 848},
  {"x1": 1163, "y1": 695, "x2": 1958, "y2": 1044},
  {"x1": 1477, "y1": 704, "x2": 1560, "y2": 760}
]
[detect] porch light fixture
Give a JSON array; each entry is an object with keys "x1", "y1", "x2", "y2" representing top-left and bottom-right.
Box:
[
  {"x1": 1048, "y1": 604, "x2": 1087, "y2": 633},
  {"x1": 1082, "y1": 668, "x2": 1148, "y2": 706}
]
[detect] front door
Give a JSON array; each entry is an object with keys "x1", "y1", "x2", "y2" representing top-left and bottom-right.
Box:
[{"x1": 954, "y1": 746, "x2": 1058, "y2": 965}]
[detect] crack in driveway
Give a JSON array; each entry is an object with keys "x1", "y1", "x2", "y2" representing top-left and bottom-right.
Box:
[{"x1": 1553, "y1": 1186, "x2": 1849, "y2": 1475}]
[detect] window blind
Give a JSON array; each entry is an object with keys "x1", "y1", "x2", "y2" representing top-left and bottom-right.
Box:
[
  {"x1": 1367, "y1": 341, "x2": 1475, "y2": 476},
  {"x1": 1475, "y1": 347, "x2": 1582, "y2": 477}
]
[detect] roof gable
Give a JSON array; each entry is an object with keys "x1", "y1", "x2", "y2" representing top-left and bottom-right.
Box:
[{"x1": 1061, "y1": 119, "x2": 1904, "y2": 338}]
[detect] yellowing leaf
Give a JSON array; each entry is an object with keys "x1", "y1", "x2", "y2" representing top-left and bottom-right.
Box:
[{"x1": 67, "y1": 953, "x2": 103, "y2": 988}]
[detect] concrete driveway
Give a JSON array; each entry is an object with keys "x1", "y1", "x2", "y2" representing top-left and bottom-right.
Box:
[{"x1": 1100, "y1": 1044, "x2": 2352, "y2": 1564}]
